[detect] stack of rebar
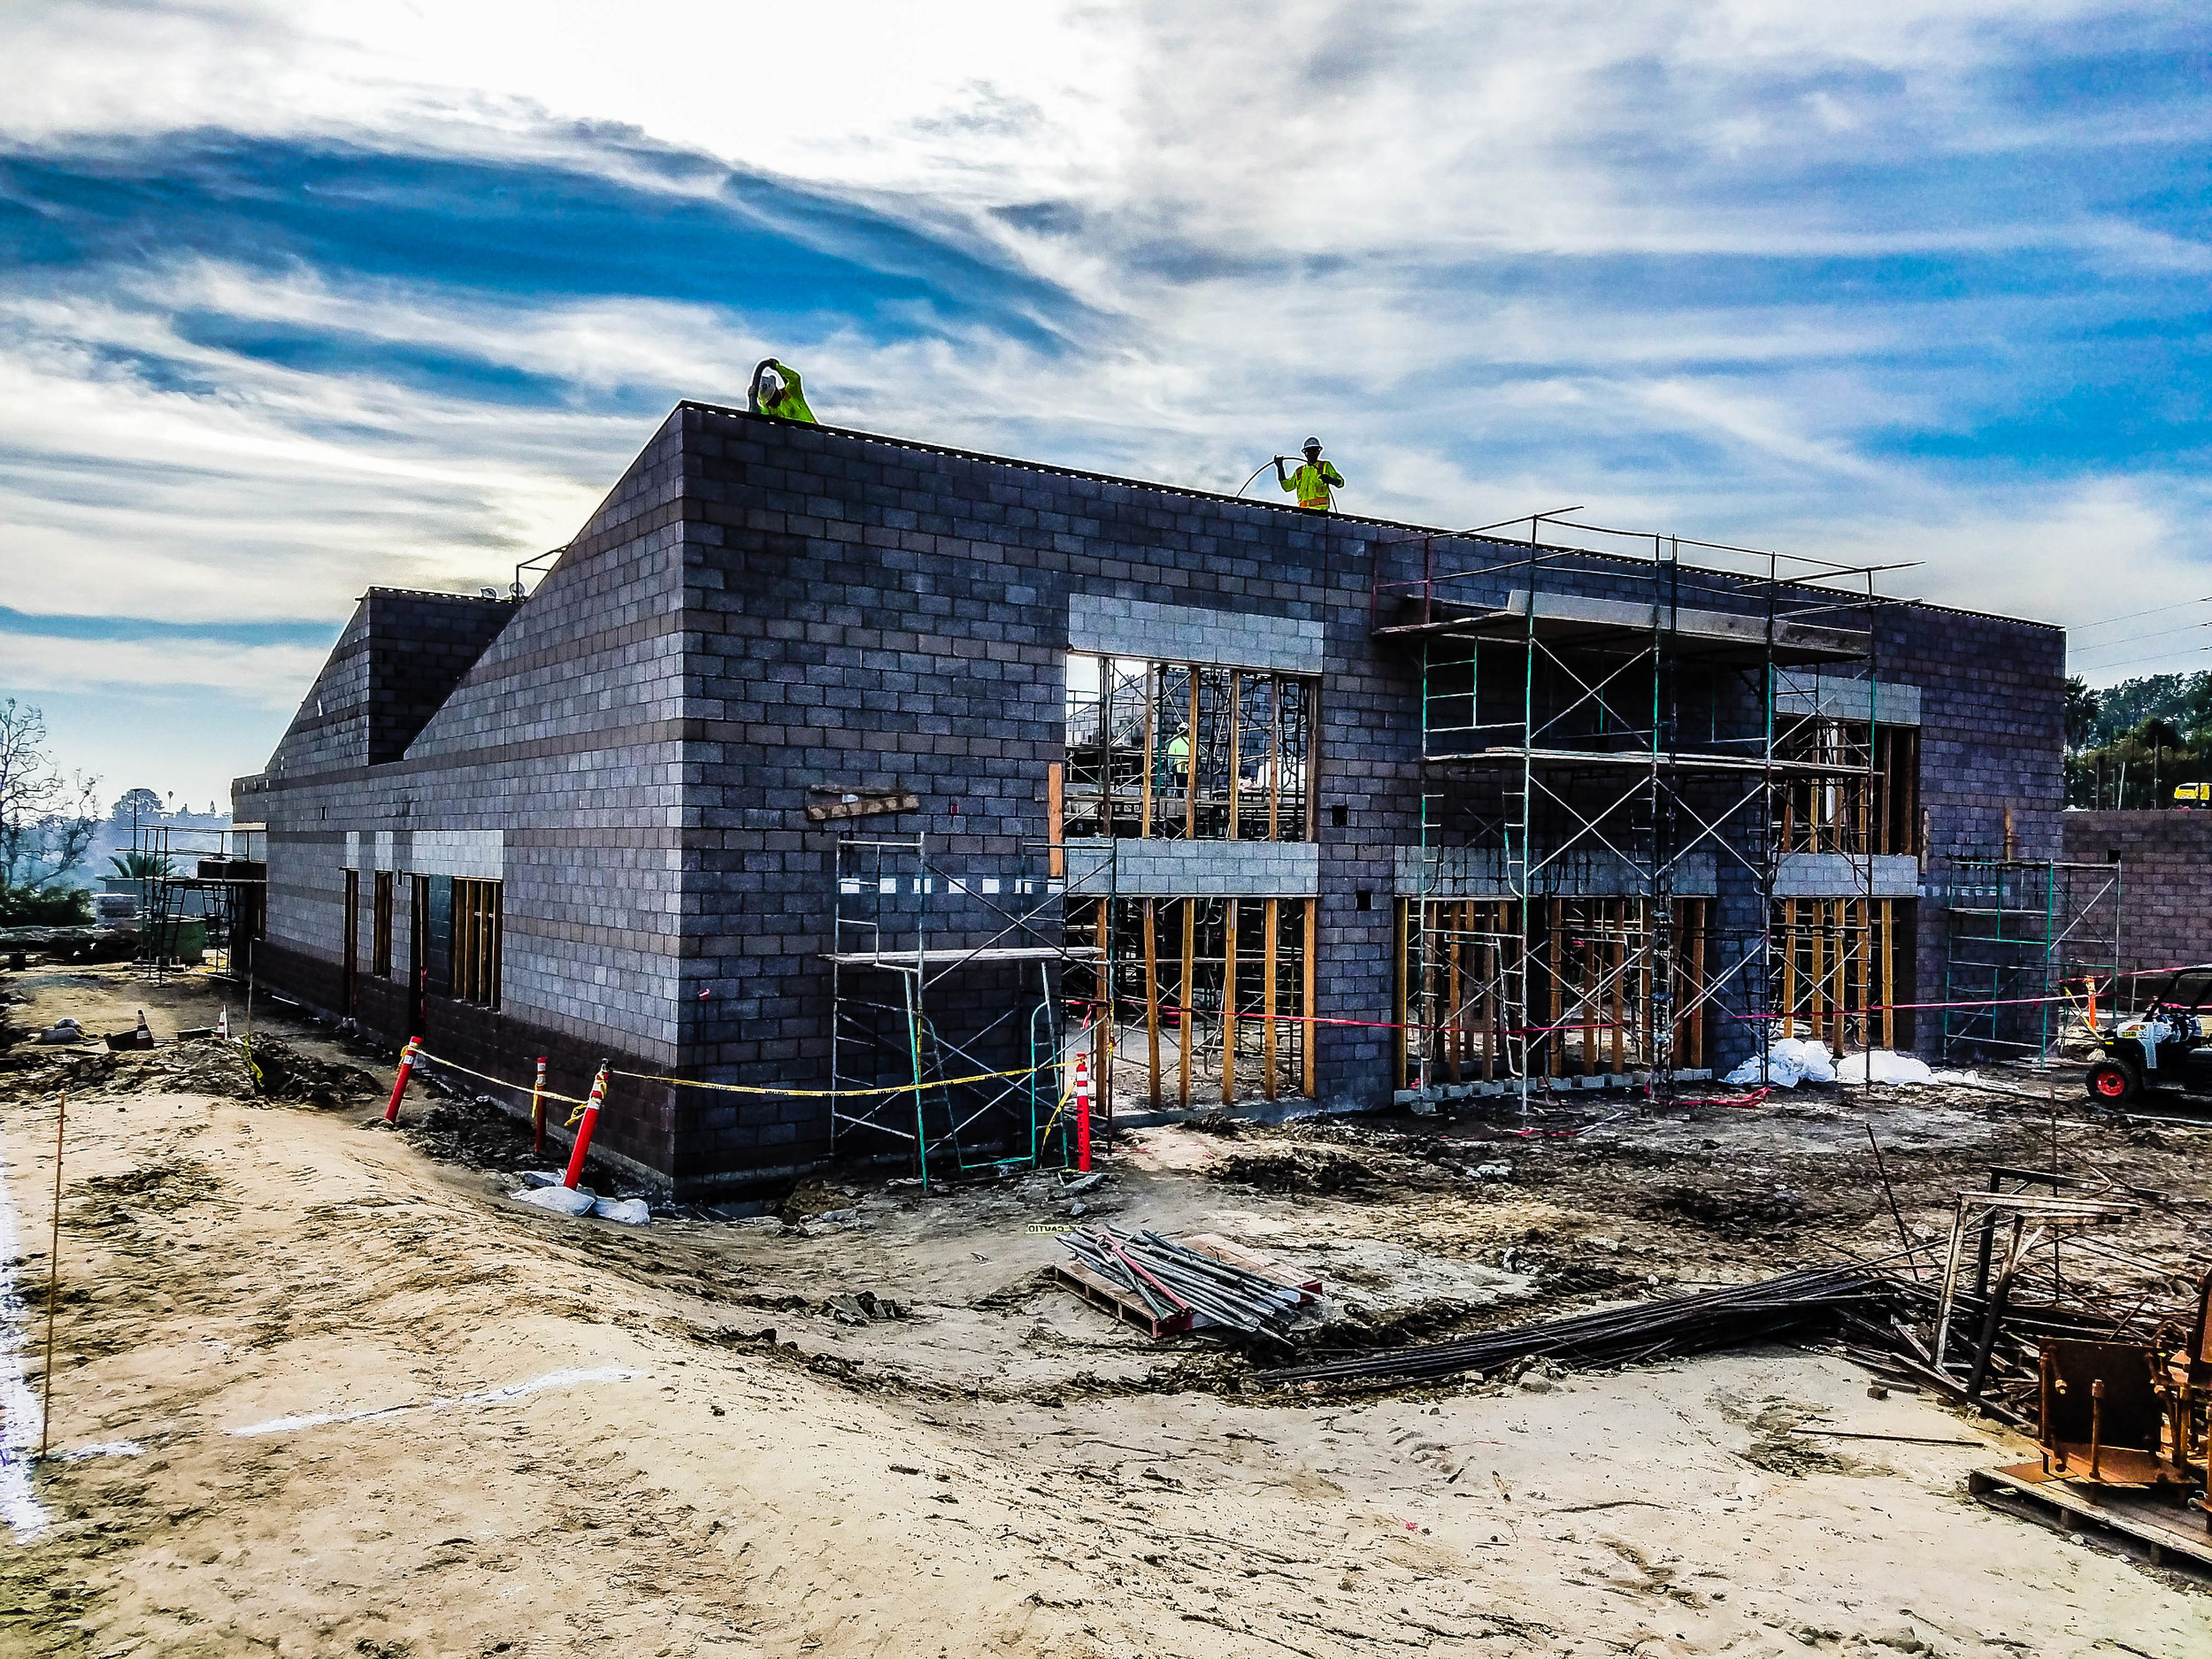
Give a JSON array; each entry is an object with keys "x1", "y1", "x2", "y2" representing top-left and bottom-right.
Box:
[
  {"x1": 1259, "y1": 1262, "x2": 1890, "y2": 1388},
  {"x1": 1060, "y1": 1226, "x2": 1310, "y2": 1337}
]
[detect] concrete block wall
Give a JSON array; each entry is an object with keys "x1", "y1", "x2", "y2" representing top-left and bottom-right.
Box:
[
  {"x1": 242, "y1": 400, "x2": 2069, "y2": 1187},
  {"x1": 2061, "y1": 810, "x2": 2212, "y2": 983}
]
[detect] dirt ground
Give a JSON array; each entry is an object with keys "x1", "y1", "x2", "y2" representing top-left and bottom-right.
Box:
[{"x1": 3, "y1": 964, "x2": 2210, "y2": 1658}]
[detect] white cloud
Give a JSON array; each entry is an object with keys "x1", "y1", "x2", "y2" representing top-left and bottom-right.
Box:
[{"x1": 0, "y1": 630, "x2": 331, "y2": 707}]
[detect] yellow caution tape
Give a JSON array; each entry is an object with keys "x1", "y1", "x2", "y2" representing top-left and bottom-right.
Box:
[
  {"x1": 413, "y1": 1046, "x2": 1050, "y2": 1105},
  {"x1": 606, "y1": 1062, "x2": 1048, "y2": 1099},
  {"x1": 411, "y1": 1048, "x2": 588, "y2": 1106}
]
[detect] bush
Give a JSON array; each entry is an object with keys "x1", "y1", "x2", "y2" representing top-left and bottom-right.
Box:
[{"x1": 0, "y1": 885, "x2": 92, "y2": 926}]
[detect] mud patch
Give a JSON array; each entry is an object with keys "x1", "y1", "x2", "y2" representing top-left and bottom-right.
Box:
[
  {"x1": 1209, "y1": 1144, "x2": 1380, "y2": 1198},
  {"x1": 70, "y1": 1155, "x2": 224, "y2": 1214},
  {"x1": 1645, "y1": 1183, "x2": 1809, "y2": 1237}
]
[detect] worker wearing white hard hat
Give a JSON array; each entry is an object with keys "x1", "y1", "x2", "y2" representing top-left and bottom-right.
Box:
[{"x1": 1275, "y1": 438, "x2": 1345, "y2": 511}]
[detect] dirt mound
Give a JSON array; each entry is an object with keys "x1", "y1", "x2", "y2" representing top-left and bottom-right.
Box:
[
  {"x1": 403, "y1": 1095, "x2": 543, "y2": 1171},
  {"x1": 780, "y1": 1178, "x2": 861, "y2": 1225},
  {"x1": 243, "y1": 1034, "x2": 381, "y2": 1107},
  {"x1": 0, "y1": 1032, "x2": 376, "y2": 1106},
  {"x1": 1645, "y1": 1183, "x2": 1809, "y2": 1236},
  {"x1": 1208, "y1": 1143, "x2": 1380, "y2": 1197}
]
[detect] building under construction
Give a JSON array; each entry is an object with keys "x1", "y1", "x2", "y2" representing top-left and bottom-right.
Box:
[{"x1": 235, "y1": 403, "x2": 2067, "y2": 1193}]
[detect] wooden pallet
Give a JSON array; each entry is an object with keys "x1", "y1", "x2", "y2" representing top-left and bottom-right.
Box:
[
  {"x1": 1970, "y1": 1463, "x2": 2212, "y2": 1572},
  {"x1": 1051, "y1": 1233, "x2": 1318, "y2": 1336}
]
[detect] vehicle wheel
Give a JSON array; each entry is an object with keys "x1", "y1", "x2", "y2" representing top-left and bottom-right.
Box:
[{"x1": 2085, "y1": 1057, "x2": 2140, "y2": 1107}]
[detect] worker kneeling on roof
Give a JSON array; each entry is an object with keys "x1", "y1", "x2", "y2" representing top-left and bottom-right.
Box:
[
  {"x1": 1276, "y1": 437, "x2": 1345, "y2": 512},
  {"x1": 749, "y1": 357, "x2": 817, "y2": 424}
]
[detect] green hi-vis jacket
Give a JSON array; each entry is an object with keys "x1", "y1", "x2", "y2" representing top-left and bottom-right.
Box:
[
  {"x1": 1282, "y1": 460, "x2": 1345, "y2": 511},
  {"x1": 762, "y1": 365, "x2": 816, "y2": 424}
]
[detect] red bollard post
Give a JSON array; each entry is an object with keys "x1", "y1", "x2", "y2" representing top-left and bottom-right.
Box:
[
  {"x1": 383, "y1": 1037, "x2": 420, "y2": 1125},
  {"x1": 563, "y1": 1062, "x2": 610, "y2": 1189},
  {"x1": 530, "y1": 1056, "x2": 549, "y2": 1156},
  {"x1": 1073, "y1": 1048, "x2": 1092, "y2": 1172}
]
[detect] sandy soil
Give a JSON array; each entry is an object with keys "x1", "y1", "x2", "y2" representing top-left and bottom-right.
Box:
[{"x1": 3, "y1": 964, "x2": 2209, "y2": 1657}]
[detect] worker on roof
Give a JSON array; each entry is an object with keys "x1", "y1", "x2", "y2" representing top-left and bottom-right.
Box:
[
  {"x1": 749, "y1": 357, "x2": 817, "y2": 425},
  {"x1": 1275, "y1": 437, "x2": 1345, "y2": 512}
]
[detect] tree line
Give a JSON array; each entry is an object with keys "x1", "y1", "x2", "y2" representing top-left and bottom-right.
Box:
[{"x1": 2066, "y1": 672, "x2": 2212, "y2": 810}]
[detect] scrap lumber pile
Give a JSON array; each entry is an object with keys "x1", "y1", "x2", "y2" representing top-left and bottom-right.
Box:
[
  {"x1": 1261, "y1": 1164, "x2": 2200, "y2": 1408},
  {"x1": 1056, "y1": 1226, "x2": 1318, "y2": 1339},
  {"x1": 1260, "y1": 1263, "x2": 1890, "y2": 1388}
]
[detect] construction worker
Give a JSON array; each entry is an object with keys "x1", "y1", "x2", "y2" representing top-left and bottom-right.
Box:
[
  {"x1": 749, "y1": 357, "x2": 817, "y2": 424},
  {"x1": 1275, "y1": 438, "x2": 1345, "y2": 512}
]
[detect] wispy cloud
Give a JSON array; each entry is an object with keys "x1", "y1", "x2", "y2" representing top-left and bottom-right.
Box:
[{"x1": 0, "y1": 0, "x2": 2207, "y2": 812}]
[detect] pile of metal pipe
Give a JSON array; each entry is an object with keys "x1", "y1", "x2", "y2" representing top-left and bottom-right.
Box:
[
  {"x1": 1061, "y1": 1226, "x2": 1308, "y2": 1337},
  {"x1": 1260, "y1": 1263, "x2": 1888, "y2": 1388}
]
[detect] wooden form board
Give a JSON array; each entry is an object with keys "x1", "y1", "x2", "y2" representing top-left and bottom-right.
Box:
[{"x1": 1082, "y1": 897, "x2": 1315, "y2": 1109}]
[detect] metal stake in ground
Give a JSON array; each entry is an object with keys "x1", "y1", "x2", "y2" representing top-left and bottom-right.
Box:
[{"x1": 40, "y1": 1088, "x2": 65, "y2": 1460}]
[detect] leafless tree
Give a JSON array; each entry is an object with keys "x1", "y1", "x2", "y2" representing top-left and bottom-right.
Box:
[{"x1": 0, "y1": 698, "x2": 101, "y2": 893}]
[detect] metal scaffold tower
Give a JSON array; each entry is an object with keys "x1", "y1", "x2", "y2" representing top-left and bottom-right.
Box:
[
  {"x1": 132, "y1": 821, "x2": 265, "y2": 979},
  {"x1": 826, "y1": 833, "x2": 1110, "y2": 1187},
  {"x1": 1940, "y1": 857, "x2": 2122, "y2": 1065},
  {"x1": 1371, "y1": 516, "x2": 1898, "y2": 1108}
]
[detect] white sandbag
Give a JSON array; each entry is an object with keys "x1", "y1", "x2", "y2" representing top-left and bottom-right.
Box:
[
  {"x1": 1832, "y1": 1049, "x2": 1936, "y2": 1087},
  {"x1": 511, "y1": 1184, "x2": 595, "y2": 1217},
  {"x1": 592, "y1": 1197, "x2": 650, "y2": 1225},
  {"x1": 1723, "y1": 1037, "x2": 1838, "y2": 1088}
]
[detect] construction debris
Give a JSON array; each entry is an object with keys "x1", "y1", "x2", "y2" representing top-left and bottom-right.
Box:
[
  {"x1": 1260, "y1": 1262, "x2": 1891, "y2": 1389},
  {"x1": 1055, "y1": 1225, "x2": 1319, "y2": 1340}
]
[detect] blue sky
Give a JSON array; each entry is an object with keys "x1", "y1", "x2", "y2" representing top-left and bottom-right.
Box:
[{"x1": 1, "y1": 0, "x2": 2208, "y2": 807}]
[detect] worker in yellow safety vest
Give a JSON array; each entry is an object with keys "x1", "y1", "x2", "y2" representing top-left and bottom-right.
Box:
[
  {"x1": 1275, "y1": 437, "x2": 1345, "y2": 511},
  {"x1": 749, "y1": 357, "x2": 817, "y2": 424}
]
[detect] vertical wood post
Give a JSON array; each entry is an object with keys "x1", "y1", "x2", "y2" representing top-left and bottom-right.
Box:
[
  {"x1": 1301, "y1": 897, "x2": 1318, "y2": 1097},
  {"x1": 1609, "y1": 899, "x2": 1626, "y2": 1076},
  {"x1": 1179, "y1": 898, "x2": 1196, "y2": 1108},
  {"x1": 1546, "y1": 899, "x2": 1563, "y2": 1081},
  {"x1": 1144, "y1": 899, "x2": 1161, "y2": 1109},
  {"x1": 1262, "y1": 897, "x2": 1279, "y2": 1100},
  {"x1": 1879, "y1": 899, "x2": 1896, "y2": 1050},
  {"x1": 1222, "y1": 898, "x2": 1240, "y2": 1104},
  {"x1": 1047, "y1": 763, "x2": 1064, "y2": 878},
  {"x1": 1782, "y1": 897, "x2": 1798, "y2": 1040}
]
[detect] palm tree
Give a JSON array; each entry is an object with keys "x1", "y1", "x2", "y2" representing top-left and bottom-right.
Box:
[
  {"x1": 107, "y1": 850, "x2": 175, "y2": 879},
  {"x1": 2138, "y1": 718, "x2": 2185, "y2": 806}
]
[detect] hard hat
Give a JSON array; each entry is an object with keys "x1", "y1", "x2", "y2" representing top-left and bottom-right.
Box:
[{"x1": 1302, "y1": 436, "x2": 1323, "y2": 450}]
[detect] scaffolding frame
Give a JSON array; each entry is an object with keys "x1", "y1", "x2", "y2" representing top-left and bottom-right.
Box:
[
  {"x1": 1940, "y1": 857, "x2": 2123, "y2": 1065},
  {"x1": 132, "y1": 821, "x2": 265, "y2": 980},
  {"x1": 1371, "y1": 516, "x2": 1901, "y2": 1107},
  {"x1": 826, "y1": 833, "x2": 1110, "y2": 1188}
]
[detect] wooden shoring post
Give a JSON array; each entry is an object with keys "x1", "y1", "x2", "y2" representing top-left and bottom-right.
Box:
[
  {"x1": 1185, "y1": 667, "x2": 1200, "y2": 840},
  {"x1": 1781, "y1": 778, "x2": 1796, "y2": 856},
  {"x1": 1879, "y1": 899, "x2": 1896, "y2": 1050},
  {"x1": 1637, "y1": 900, "x2": 1653, "y2": 1070},
  {"x1": 1479, "y1": 909, "x2": 1496, "y2": 1083},
  {"x1": 1667, "y1": 903, "x2": 1684, "y2": 1064},
  {"x1": 1782, "y1": 897, "x2": 1798, "y2": 1040},
  {"x1": 1609, "y1": 898, "x2": 1626, "y2": 1076},
  {"x1": 1419, "y1": 901, "x2": 1439, "y2": 1091},
  {"x1": 1144, "y1": 900, "x2": 1162, "y2": 1109},
  {"x1": 1580, "y1": 902, "x2": 1597, "y2": 1078},
  {"x1": 1393, "y1": 900, "x2": 1410, "y2": 1091},
  {"x1": 1456, "y1": 902, "x2": 1473, "y2": 1075},
  {"x1": 1048, "y1": 763, "x2": 1065, "y2": 879},
  {"x1": 1445, "y1": 902, "x2": 1463, "y2": 1084},
  {"x1": 1263, "y1": 897, "x2": 1279, "y2": 1100},
  {"x1": 1301, "y1": 897, "x2": 1317, "y2": 1097},
  {"x1": 1828, "y1": 900, "x2": 1847, "y2": 1056},
  {"x1": 1101, "y1": 659, "x2": 1116, "y2": 835},
  {"x1": 1267, "y1": 674, "x2": 1282, "y2": 841},
  {"x1": 1095, "y1": 897, "x2": 1112, "y2": 1112},
  {"x1": 1222, "y1": 898, "x2": 1240, "y2": 1104},
  {"x1": 1547, "y1": 899, "x2": 1563, "y2": 1080},
  {"x1": 1139, "y1": 663, "x2": 1156, "y2": 839},
  {"x1": 1688, "y1": 900, "x2": 1708, "y2": 1070},
  {"x1": 1854, "y1": 896, "x2": 1871, "y2": 1054},
  {"x1": 1225, "y1": 670, "x2": 1243, "y2": 841},
  {"x1": 1179, "y1": 897, "x2": 1196, "y2": 1107},
  {"x1": 1877, "y1": 728, "x2": 1892, "y2": 856},
  {"x1": 1809, "y1": 899, "x2": 1827, "y2": 1047}
]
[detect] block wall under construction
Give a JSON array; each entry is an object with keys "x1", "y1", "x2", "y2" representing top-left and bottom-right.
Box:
[{"x1": 236, "y1": 403, "x2": 2068, "y2": 1191}]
